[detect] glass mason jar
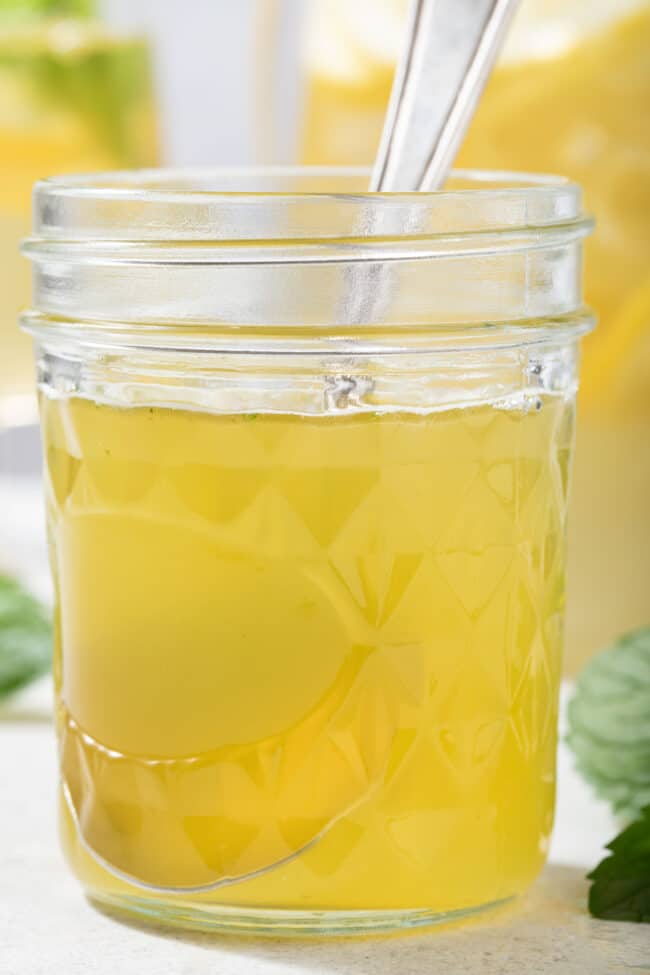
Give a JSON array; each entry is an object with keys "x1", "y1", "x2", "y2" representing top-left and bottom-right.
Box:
[{"x1": 23, "y1": 169, "x2": 592, "y2": 936}]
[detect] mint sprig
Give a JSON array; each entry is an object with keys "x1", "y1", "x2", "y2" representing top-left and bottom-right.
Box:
[
  {"x1": 0, "y1": 1, "x2": 94, "y2": 19},
  {"x1": 0, "y1": 29, "x2": 157, "y2": 167},
  {"x1": 568, "y1": 626, "x2": 650, "y2": 922},
  {"x1": 567, "y1": 627, "x2": 650, "y2": 821},
  {"x1": 0, "y1": 575, "x2": 51, "y2": 699},
  {"x1": 588, "y1": 806, "x2": 650, "y2": 922}
]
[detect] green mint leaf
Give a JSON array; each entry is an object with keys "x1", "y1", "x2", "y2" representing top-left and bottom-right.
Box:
[
  {"x1": 588, "y1": 806, "x2": 650, "y2": 922},
  {"x1": 0, "y1": 32, "x2": 157, "y2": 167},
  {"x1": 0, "y1": 575, "x2": 51, "y2": 699},
  {"x1": 567, "y1": 627, "x2": 650, "y2": 820},
  {"x1": 0, "y1": 1, "x2": 94, "y2": 19}
]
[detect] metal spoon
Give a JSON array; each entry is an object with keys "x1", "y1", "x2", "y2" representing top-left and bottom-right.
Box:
[{"x1": 371, "y1": 0, "x2": 521, "y2": 192}]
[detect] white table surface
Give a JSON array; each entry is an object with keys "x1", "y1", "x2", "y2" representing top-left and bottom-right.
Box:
[{"x1": 1, "y1": 679, "x2": 648, "y2": 975}]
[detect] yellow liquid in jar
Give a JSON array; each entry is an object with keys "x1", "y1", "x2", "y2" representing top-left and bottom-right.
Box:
[
  {"x1": 44, "y1": 392, "x2": 572, "y2": 913},
  {"x1": 0, "y1": 23, "x2": 158, "y2": 405},
  {"x1": 299, "y1": 1, "x2": 650, "y2": 672}
]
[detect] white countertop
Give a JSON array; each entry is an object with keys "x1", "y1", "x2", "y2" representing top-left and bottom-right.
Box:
[{"x1": 1, "y1": 679, "x2": 648, "y2": 975}]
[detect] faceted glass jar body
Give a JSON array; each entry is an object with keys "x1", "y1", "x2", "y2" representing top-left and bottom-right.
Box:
[{"x1": 23, "y1": 169, "x2": 592, "y2": 935}]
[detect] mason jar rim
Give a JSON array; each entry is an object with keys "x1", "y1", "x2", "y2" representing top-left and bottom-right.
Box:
[
  {"x1": 22, "y1": 166, "x2": 595, "y2": 347},
  {"x1": 25, "y1": 166, "x2": 593, "y2": 258},
  {"x1": 32, "y1": 164, "x2": 578, "y2": 197}
]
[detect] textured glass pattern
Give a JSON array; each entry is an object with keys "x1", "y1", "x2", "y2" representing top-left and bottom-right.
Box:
[{"x1": 44, "y1": 393, "x2": 573, "y2": 912}]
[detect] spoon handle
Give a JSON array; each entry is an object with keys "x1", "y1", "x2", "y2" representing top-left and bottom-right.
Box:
[{"x1": 371, "y1": 0, "x2": 520, "y2": 192}]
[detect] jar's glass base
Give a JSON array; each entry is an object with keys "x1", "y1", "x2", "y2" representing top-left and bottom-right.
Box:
[{"x1": 88, "y1": 891, "x2": 513, "y2": 938}]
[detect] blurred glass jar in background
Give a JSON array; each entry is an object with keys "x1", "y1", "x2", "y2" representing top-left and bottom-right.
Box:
[
  {"x1": 0, "y1": 0, "x2": 158, "y2": 430},
  {"x1": 295, "y1": 0, "x2": 650, "y2": 674},
  {"x1": 1, "y1": 0, "x2": 158, "y2": 585}
]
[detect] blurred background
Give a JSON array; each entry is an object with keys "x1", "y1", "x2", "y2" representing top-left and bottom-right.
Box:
[{"x1": 0, "y1": 0, "x2": 648, "y2": 674}]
